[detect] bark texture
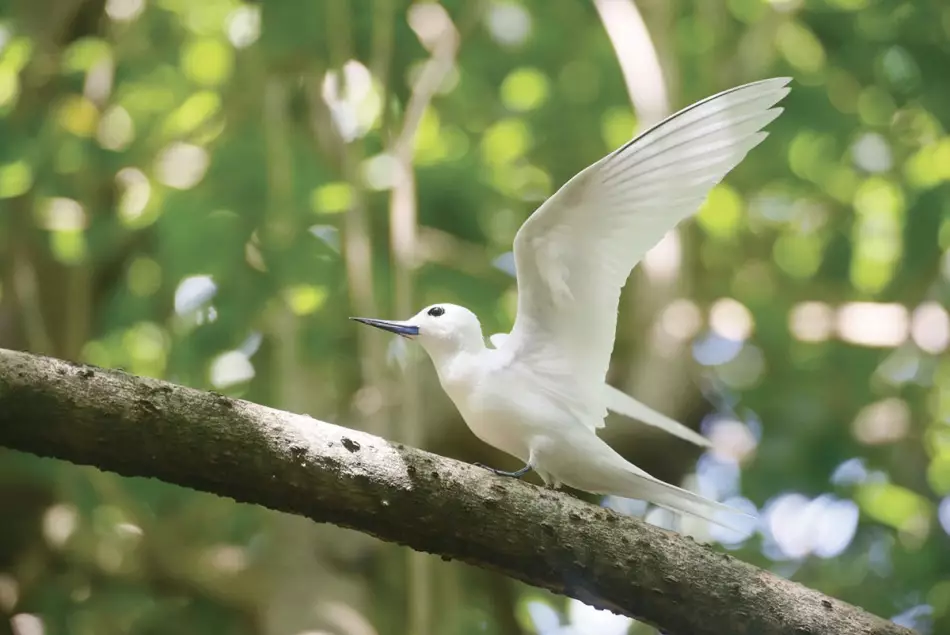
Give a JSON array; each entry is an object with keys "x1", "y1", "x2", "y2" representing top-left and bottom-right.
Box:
[{"x1": 0, "y1": 348, "x2": 914, "y2": 635}]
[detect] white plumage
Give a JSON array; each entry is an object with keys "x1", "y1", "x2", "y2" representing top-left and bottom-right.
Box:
[
  {"x1": 354, "y1": 78, "x2": 791, "y2": 529},
  {"x1": 488, "y1": 332, "x2": 710, "y2": 447}
]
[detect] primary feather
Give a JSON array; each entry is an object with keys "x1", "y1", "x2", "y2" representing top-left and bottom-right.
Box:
[{"x1": 502, "y1": 77, "x2": 790, "y2": 434}]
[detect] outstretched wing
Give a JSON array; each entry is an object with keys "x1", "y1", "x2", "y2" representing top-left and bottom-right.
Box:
[{"x1": 500, "y1": 78, "x2": 790, "y2": 427}]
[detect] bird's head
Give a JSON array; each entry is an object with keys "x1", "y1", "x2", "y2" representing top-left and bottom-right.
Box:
[{"x1": 351, "y1": 303, "x2": 485, "y2": 357}]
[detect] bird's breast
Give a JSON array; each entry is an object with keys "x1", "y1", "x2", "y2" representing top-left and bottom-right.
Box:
[{"x1": 440, "y1": 367, "x2": 563, "y2": 463}]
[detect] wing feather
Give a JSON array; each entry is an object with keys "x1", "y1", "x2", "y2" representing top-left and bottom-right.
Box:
[
  {"x1": 490, "y1": 331, "x2": 710, "y2": 446},
  {"x1": 501, "y1": 78, "x2": 791, "y2": 429}
]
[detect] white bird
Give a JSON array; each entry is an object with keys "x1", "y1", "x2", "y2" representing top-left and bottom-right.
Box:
[
  {"x1": 487, "y1": 332, "x2": 710, "y2": 447},
  {"x1": 353, "y1": 77, "x2": 790, "y2": 528}
]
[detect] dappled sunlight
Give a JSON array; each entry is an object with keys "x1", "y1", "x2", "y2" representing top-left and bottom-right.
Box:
[
  {"x1": 692, "y1": 332, "x2": 744, "y2": 367},
  {"x1": 787, "y1": 300, "x2": 948, "y2": 352},
  {"x1": 714, "y1": 344, "x2": 767, "y2": 390},
  {"x1": 96, "y1": 104, "x2": 134, "y2": 150},
  {"x1": 500, "y1": 67, "x2": 550, "y2": 113},
  {"x1": 852, "y1": 398, "x2": 911, "y2": 445},
  {"x1": 565, "y1": 598, "x2": 632, "y2": 635},
  {"x1": 174, "y1": 274, "x2": 218, "y2": 316},
  {"x1": 210, "y1": 350, "x2": 255, "y2": 389},
  {"x1": 412, "y1": 107, "x2": 470, "y2": 165},
  {"x1": 0, "y1": 576, "x2": 17, "y2": 614},
  {"x1": 697, "y1": 184, "x2": 745, "y2": 239},
  {"x1": 526, "y1": 600, "x2": 560, "y2": 634},
  {"x1": 484, "y1": 2, "x2": 532, "y2": 48},
  {"x1": 851, "y1": 132, "x2": 893, "y2": 173},
  {"x1": 201, "y1": 544, "x2": 249, "y2": 574},
  {"x1": 850, "y1": 177, "x2": 905, "y2": 293},
  {"x1": 912, "y1": 302, "x2": 950, "y2": 354},
  {"x1": 856, "y1": 482, "x2": 932, "y2": 542},
  {"x1": 709, "y1": 298, "x2": 754, "y2": 342},
  {"x1": 696, "y1": 452, "x2": 742, "y2": 499},
  {"x1": 225, "y1": 5, "x2": 260, "y2": 49},
  {"x1": 353, "y1": 385, "x2": 385, "y2": 419},
  {"x1": 0, "y1": 160, "x2": 33, "y2": 199},
  {"x1": 763, "y1": 493, "x2": 859, "y2": 560},
  {"x1": 322, "y1": 60, "x2": 382, "y2": 143},
  {"x1": 283, "y1": 285, "x2": 329, "y2": 317},
  {"x1": 656, "y1": 298, "x2": 702, "y2": 342},
  {"x1": 706, "y1": 417, "x2": 758, "y2": 464},
  {"x1": 480, "y1": 118, "x2": 531, "y2": 166},
  {"x1": 10, "y1": 614, "x2": 43, "y2": 635},
  {"x1": 37, "y1": 198, "x2": 86, "y2": 234},
  {"x1": 641, "y1": 230, "x2": 681, "y2": 281},
  {"x1": 115, "y1": 168, "x2": 152, "y2": 226},
  {"x1": 831, "y1": 457, "x2": 875, "y2": 487},
  {"x1": 361, "y1": 153, "x2": 406, "y2": 191},
  {"x1": 789, "y1": 301, "x2": 835, "y2": 342},
  {"x1": 837, "y1": 302, "x2": 908, "y2": 347},
  {"x1": 155, "y1": 142, "x2": 210, "y2": 190},
  {"x1": 105, "y1": 0, "x2": 144, "y2": 22},
  {"x1": 42, "y1": 504, "x2": 78, "y2": 549}
]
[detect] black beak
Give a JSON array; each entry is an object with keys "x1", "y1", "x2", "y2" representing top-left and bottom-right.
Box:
[{"x1": 350, "y1": 317, "x2": 420, "y2": 338}]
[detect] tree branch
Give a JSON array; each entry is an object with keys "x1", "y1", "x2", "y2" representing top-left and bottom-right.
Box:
[{"x1": 0, "y1": 348, "x2": 912, "y2": 635}]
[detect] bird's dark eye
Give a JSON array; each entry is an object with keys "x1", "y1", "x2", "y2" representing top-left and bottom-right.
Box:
[{"x1": 427, "y1": 306, "x2": 445, "y2": 317}]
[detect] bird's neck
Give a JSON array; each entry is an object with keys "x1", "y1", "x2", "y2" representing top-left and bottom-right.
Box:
[
  {"x1": 424, "y1": 336, "x2": 486, "y2": 377},
  {"x1": 427, "y1": 343, "x2": 487, "y2": 404}
]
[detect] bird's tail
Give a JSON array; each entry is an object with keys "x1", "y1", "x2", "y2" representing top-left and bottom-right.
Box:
[{"x1": 610, "y1": 462, "x2": 753, "y2": 532}]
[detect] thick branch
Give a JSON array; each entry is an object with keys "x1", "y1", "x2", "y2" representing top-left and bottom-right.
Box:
[{"x1": 0, "y1": 348, "x2": 911, "y2": 635}]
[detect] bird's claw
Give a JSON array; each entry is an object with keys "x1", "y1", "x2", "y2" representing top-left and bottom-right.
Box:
[{"x1": 473, "y1": 462, "x2": 532, "y2": 479}]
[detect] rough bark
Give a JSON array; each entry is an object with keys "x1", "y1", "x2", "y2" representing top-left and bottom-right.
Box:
[{"x1": 0, "y1": 348, "x2": 913, "y2": 635}]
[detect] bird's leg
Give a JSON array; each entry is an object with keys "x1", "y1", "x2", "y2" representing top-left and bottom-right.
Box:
[{"x1": 473, "y1": 462, "x2": 533, "y2": 479}]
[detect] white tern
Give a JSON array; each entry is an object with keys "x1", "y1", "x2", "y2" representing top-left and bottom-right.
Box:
[{"x1": 353, "y1": 77, "x2": 791, "y2": 528}]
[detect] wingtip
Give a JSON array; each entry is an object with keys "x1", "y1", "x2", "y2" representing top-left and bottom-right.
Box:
[
  {"x1": 745, "y1": 77, "x2": 793, "y2": 100},
  {"x1": 755, "y1": 81, "x2": 793, "y2": 106},
  {"x1": 684, "y1": 432, "x2": 713, "y2": 448},
  {"x1": 760, "y1": 76, "x2": 793, "y2": 87}
]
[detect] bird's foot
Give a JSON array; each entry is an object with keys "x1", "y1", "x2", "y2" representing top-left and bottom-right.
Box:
[{"x1": 473, "y1": 462, "x2": 532, "y2": 479}]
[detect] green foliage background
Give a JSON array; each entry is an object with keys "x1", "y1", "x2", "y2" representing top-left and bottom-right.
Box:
[{"x1": 1, "y1": 0, "x2": 949, "y2": 633}]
